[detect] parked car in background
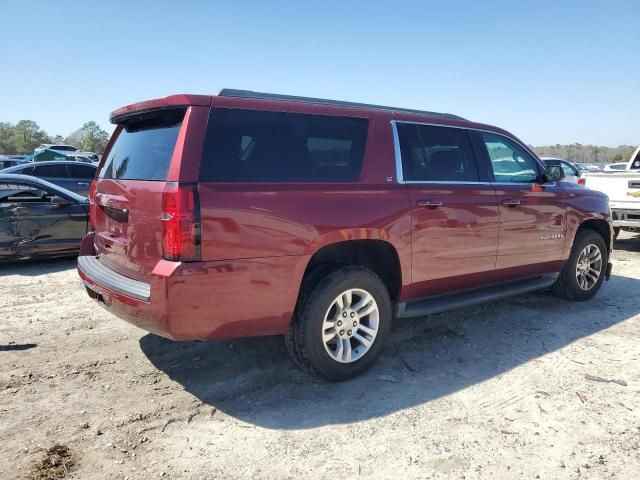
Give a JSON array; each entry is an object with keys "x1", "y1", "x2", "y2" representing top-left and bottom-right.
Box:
[
  {"x1": 58, "y1": 153, "x2": 96, "y2": 164},
  {"x1": 0, "y1": 174, "x2": 89, "y2": 261},
  {"x1": 73, "y1": 151, "x2": 99, "y2": 162},
  {"x1": 34, "y1": 144, "x2": 79, "y2": 154},
  {"x1": 23, "y1": 149, "x2": 74, "y2": 163},
  {"x1": 0, "y1": 155, "x2": 29, "y2": 169},
  {"x1": 604, "y1": 162, "x2": 627, "y2": 172},
  {"x1": 21, "y1": 148, "x2": 95, "y2": 165},
  {"x1": 584, "y1": 146, "x2": 640, "y2": 239},
  {"x1": 540, "y1": 157, "x2": 585, "y2": 185},
  {"x1": 78, "y1": 89, "x2": 613, "y2": 381},
  {"x1": 0, "y1": 161, "x2": 96, "y2": 195},
  {"x1": 33, "y1": 144, "x2": 99, "y2": 162}
]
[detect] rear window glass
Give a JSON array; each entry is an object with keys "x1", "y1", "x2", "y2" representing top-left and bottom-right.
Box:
[
  {"x1": 99, "y1": 109, "x2": 184, "y2": 181},
  {"x1": 200, "y1": 109, "x2": 368, "y2": 182}
]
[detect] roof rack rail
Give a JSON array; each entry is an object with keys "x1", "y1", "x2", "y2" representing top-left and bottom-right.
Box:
[{"x1": 217, "y1": 89, "x2": 466, "y2": 121}]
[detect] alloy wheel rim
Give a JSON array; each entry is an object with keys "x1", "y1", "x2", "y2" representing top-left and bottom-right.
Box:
[
  {"x1": 322, "y1": 288, "x2": 379, "y2": 363},
  {"x1": 575, "y1": 244, "x2": 602, "y2": 291}
]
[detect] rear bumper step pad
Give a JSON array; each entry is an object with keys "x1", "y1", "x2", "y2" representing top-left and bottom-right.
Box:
[{"x1": 78, "y1": 256, "x2": 151, "y2": 302}]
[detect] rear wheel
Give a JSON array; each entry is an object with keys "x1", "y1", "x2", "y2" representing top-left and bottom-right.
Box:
[
  {"x1": 285, "y1": 266, "x2": 392, "y2": 381},
  {"x1": 552, "y1": 229, "x2": 608, "y2": 301}
]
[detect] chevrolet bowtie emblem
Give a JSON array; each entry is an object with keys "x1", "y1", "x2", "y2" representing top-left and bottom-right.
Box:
[{"x1": 627, "y1": 191, "x2": 640, "y2": 197}]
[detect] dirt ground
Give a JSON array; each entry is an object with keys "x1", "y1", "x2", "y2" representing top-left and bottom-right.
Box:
[{"x1": 1, "y1": 235, "x2": 639, "y2": 480}]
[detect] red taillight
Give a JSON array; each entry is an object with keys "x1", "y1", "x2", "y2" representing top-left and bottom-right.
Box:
[
  {"x1": 161, "y1": 183, "x2": 200, "y2": 261},
  {"x1": 89, "y1": 180, "x2": 97, "y2": 231},
  {"x1": 578, "y1": 178, "x2": 586, "y2": 186}
]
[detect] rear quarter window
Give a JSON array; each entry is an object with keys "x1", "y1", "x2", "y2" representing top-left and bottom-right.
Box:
[
  {"x1": 199, "y1": 109, "x2": 369, "y2": 182},
  {"x1": 99, "y1": 109, "x2": 184, "y2": 181}
]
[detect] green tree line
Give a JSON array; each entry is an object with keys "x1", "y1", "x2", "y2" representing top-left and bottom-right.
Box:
[
  {"x1": 531, "y1": 143, "x2": 637, "y2": 164},
  {"x1": 0, "y1": 120, "x2": 110, "y2": 155}
]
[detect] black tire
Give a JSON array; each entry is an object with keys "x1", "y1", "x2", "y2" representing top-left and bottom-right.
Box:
[
  {"x1": 552, "y1": 229, "x2": 608, "y2": 301},
  {"x1": 285, "y1": 266, "x2": 392, "y2": 381}
]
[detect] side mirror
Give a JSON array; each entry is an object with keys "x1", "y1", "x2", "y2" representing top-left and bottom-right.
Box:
[
  {"x1": 544, "y1": 165, "x2": 564, "y2": 182},
  {"x1": 50, "y1": 195, "x2": 71, "y2": 207}
]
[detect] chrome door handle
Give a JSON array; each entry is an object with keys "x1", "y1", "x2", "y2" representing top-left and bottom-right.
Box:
[
  {"x1": 417, "y1": 200, "x2": 443, "y2": 208},
  {"x1": 77, "y1": 182, "x2": 90, "y2": 186},
  {"x1": 502, "y1": 198, "x2": 521, "y2": 206}
]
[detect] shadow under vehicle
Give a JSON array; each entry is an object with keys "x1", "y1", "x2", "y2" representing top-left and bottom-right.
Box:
[{"x1": 139, "y1": 271, "x2": 639, "y2": 429}]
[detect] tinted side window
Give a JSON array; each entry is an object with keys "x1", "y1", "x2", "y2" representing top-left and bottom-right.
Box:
[
  {"x1": 396, "y1": 123, "x2": 426, "y2": 181},
  {"x1": 68, "y1": 164, "x2": 96, "y2": 178},
  {"x1": 19, "y1": 166, "x2": 35, "y2": 175},
  {"x1": 200, "y1": 109, "x2": 369, "y2": 182},
  {"x1": 397, "y1": 123, "x2": 479, "y2": 182},
  {"x1": 481, "y1": 133, "x2": 540, "y2": 183},
  {"x1": 33, "y1": 164, "x2": 69, "y2": 177}
]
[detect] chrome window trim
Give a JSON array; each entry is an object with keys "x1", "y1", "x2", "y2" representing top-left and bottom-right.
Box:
[
  {"x1": 391, "y1": 119, "x2": 546, "y2": 185},
  {"x1": 403, "y1": 181, "x2": 492, "y2": 186}
]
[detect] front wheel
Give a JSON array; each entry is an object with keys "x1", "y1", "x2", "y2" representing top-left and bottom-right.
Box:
[
  {"x1": 552, "y1": 229, "x2": 608, "y2": 301},
  {"x1": 285, "y1": 266, "x2": 392, "y2": 381}
]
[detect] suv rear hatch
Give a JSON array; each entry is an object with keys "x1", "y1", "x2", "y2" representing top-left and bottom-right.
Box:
[{"x1": 93, "y1": 107, "x2": 193, "y2": 281}]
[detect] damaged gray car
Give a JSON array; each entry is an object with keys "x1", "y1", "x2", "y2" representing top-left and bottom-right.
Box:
[{"x1": 0, "y1": 174, "x2": 89, "y2": 261}]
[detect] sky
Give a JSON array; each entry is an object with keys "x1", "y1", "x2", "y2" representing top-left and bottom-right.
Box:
[{"x1": 1, "y1": 0, "x2": 638, "y2": 146}]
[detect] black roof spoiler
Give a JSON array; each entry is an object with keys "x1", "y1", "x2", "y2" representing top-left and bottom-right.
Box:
[{"x1": 217, "y1": 89, "x2": 466, "y2": 121}]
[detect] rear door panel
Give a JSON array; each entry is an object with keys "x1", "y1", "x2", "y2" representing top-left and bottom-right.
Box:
[
  {"x1": 407, "y1": 184, "x2": 499, "y2": 297},
  {"x1": 24, "y1": 202, "x2": 88, "y2": 255},
  {"x1": 394, "y1": 122, "x2": 499, "y2": 297}
]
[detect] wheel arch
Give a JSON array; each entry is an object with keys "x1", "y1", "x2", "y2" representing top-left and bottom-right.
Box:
[
  {"x1": 577, "y1": 218, "x2": 612, "y2": 253},
  {"x1": 300, "y1": 239, "x2": 403, "y2": 302}
]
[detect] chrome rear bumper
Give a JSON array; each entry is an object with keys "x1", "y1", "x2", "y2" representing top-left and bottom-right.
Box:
[{"x1": 78, "y1": 256, "x2": 151, "y2": 302}]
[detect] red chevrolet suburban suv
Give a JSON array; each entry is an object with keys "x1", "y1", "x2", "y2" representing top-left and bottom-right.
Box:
[{"x1": 78, "y1": 89, "x2": 613, "y2": 381}]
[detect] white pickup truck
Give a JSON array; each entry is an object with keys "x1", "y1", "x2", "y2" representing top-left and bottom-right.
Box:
[{"x1": 584, "y1": 146, "x2": 640, "y2": 237}]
